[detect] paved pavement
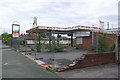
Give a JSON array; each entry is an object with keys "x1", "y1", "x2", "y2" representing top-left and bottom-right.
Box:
[
  {"x1": 57, "y1": 63, "x2": 118, "y2": 78},
  {"x1": 2, "y1": 42, "x2": 60, "y2": 78}
]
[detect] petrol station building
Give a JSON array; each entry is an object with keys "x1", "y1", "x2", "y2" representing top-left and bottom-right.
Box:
[{"x1": 26, "y1": 25, "x2": 117, "y2": 50}]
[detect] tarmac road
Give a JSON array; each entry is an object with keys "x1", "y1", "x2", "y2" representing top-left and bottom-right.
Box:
[{"x1": 2, "y1": 41, "x2": 59, "y2": 78}]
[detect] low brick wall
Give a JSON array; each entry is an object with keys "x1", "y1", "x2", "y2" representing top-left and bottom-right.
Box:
[
  {"x1": 56, "y1": 52, "x2": 115, "y2": 72},
  {"x1": 69, "y1": 52, "x2": 115, "y2": 69}
]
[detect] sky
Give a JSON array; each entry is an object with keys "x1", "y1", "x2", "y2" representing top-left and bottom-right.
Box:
[{"x1": 0, "y1": 0, "x2": 119, "y2": 34}]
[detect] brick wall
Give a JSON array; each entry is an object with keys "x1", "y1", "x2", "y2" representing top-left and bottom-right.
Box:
[
  {"x1": 76, "y1": 32, "x2": 116, "y2": 50},
  {"x1": 69, "y1": 52, "x2": 115, "y2": 69},
  {"x1": 93, "y1": 32, "x2": 116, "y2": 49},
  {"x1": 56, "y1": 52, "x2": 115, "y2": 72}
]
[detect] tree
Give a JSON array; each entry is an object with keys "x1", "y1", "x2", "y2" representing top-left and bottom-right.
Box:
[{"x1": 2, "y1": 32, "x2": 12, "y2": 41}]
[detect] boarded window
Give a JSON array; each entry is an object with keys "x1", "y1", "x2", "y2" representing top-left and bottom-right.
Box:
[{"x1": 76, "y1": 37, "x2": 83, "y2": 44}]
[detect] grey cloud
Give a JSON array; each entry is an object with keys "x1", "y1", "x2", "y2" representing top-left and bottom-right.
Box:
[{"x1": 0, "y1": 1, "x2": 118, "y2": 34}]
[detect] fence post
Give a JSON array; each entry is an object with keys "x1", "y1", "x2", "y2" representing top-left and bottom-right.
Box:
[
  {"x1": 39, "y1": 32, "x2": 41, "y2": 45},
  {"x1": 118, "y1": 34, "x2": 120, "y2": 63},
  {"x1": 34, "y1": 33, "x2": 37, "y2": 59},
  {"x1": 25, "y1": 37, "x2": 27, "y2": 54},
  {"x1": 52, "y1": 31, "x2": 55, "y2": 69},
  {"x1": 96, "y1": 34, "x2": 98, "y2": 53},
  {"x1": 116, "y1": 33, "x2": 119, "y2": 63},
  {"x1": 92, "y1": 30, "x2": 94, "y2": 48}
]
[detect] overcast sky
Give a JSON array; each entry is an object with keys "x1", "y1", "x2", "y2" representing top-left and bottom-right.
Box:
[{"x1": 0, "y1": 0, "x2": 119, "y2": 34}]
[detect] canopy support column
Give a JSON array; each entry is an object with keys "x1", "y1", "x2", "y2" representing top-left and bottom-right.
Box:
[
  {"x1": 71, "y1": 33, "x2": 73, "y2": 47},
  {"x1": 57, "y1": 34, "x2": 60, "y2": 46},
  {"x1": 39, "y1": 32, "x2": 41, "y2": 45}
]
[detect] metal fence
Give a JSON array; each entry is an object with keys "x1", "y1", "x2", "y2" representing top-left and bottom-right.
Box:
[
  {"x1": 6, "y1": 33, "x2": 119, "y2": 69},
  {"x1": 8, "y1": 38, "x2": 23, "y2": 50}
]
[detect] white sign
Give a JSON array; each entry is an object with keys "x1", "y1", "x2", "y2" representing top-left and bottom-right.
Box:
[
  {"x1": 74, "y1": 31, "x2": 90, "y2": 37},
  {"x1": 27, "y1": 40, "x2": 35, "y2": 44},
  {"x1": 12, "y1": 23, "x2": 20, "y2": 38},
  {"x1": 12, "y1": 31, "x2": 19, "y2": 37},
  {"x1": 99, "y1": 20, "x2": 104, "y2": 29}
]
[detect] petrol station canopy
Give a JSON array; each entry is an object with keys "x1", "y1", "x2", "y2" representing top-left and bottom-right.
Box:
[{"x1": 26, "y1": 26, "x2": 100, "y2": 34}]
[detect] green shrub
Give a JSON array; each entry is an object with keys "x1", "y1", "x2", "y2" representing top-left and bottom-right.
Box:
[
  {"x1": 22, "y1": 39, "x2": 26, "y2": 46},
  {"x1": 91, "y1": 45, "x2": 96, "y2": 52},
  {"x1": 36, "y1": 43, "x2": 41, "y2": 52},
  {"x1": 31, "y1": 47, "x2": 34, "y2": 51},
  {"x1": 91, "y1": 34, "x2": 108, "y2": 53},
  {"x1": 55, "y1": 45, "x2": 64, "y2": 52},
  {"x1": 2, "y1": 32, "x2": 12, "y2": 42},
  {"x1": 109, "y1": 43, "x2": 115, "y2": 52},
  {"x1": 63, "y1": 45, "x2": 68, "y2": 48},
  {"x1": 7, "y1": 37, "x2": 12, "y2": 40},
  {"x1": 46, "y1": 44, "x2": 52, "y2": 52},
  {"x1": 46, "y1": 44, "x2": 65, "y2": 52},
  {"x1": 27, "y1": 45, "x2": 30, "y2": 47},
  {"x1": 98, "y1": 35, "x2": 108, "y2": 52}
]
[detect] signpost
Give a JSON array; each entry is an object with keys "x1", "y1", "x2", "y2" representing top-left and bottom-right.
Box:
[{"x1": 12, "y1": 21, "x2": 20, "y2": 48}]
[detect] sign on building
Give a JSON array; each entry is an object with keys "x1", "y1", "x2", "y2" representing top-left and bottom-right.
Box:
[
  {"x1": 74, "y1": 31, "x2": 90, "y2": 37},
  {"x1": 99, "y1": 20, "x2": 104, "y2": 29}
]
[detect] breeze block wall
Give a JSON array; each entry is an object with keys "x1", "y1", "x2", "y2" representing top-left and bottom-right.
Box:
[{"x1": 69, "y1": 52, "x2": 115, "y2": 69}]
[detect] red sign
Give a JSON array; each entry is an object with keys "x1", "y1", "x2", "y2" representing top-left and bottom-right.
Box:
[
  {"x1": 12, "y1": 31, "x2": 19, "y2": 37},
  {"x1": 12, "y1": 31, "x2": 19, "y2": 34}
]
